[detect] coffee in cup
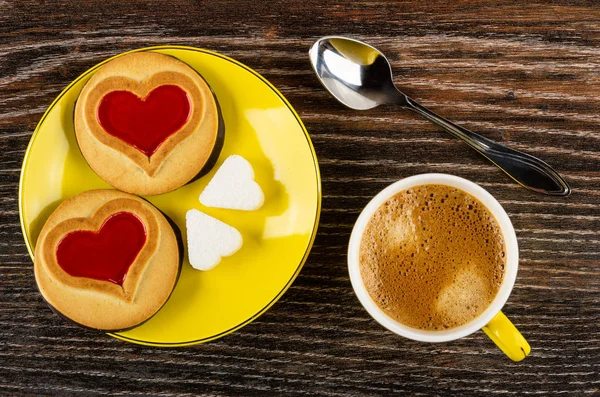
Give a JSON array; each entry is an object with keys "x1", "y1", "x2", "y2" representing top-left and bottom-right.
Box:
[
  {"x1": 348, "y1": 174, "x2": 530, "y2": 361},
  {"x1": 359, "y1": 184, "x2": 505, "y2": 331}
]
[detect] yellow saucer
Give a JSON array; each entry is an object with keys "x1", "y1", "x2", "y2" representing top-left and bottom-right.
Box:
[{"x1": 19, "y1": 46, "x2": 321, "y2": 346}]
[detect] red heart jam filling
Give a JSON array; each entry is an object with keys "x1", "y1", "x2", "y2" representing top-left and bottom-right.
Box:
[
  {"x1": 56, "y1": 212, "x2": 147, "y2": 286},
  {"x1": 97, "y1": 85, "x2": 191, "y2": 157}
]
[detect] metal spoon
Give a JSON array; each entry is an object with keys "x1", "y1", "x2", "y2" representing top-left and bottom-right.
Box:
[{"x1": 309, "y1": 36, "x2": 571, "y2": 196}]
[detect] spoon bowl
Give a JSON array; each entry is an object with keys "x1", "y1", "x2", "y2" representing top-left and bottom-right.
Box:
[{"x1": 309, "y1": 37, "x2": 400, "y2": 110}]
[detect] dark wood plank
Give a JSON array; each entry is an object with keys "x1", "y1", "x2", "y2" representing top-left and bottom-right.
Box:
[{"x1": 1, "y1": 0, "x2": 599, "y2": 395}]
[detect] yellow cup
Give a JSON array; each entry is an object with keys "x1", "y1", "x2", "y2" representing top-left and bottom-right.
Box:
[{"x1": 347, "y1": 174, "x2": 530, "y2": 361}]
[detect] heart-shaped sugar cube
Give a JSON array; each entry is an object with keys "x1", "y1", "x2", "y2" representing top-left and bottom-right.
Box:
[
  {"x1": 186, "y1": 209, "x2": 243, "y2": 271},
  {"x1": 199, "y1": 155, "x2": 264, "y2": 211}
]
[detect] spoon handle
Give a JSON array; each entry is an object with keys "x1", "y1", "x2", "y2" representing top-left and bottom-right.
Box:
[{"x1": 403, "y1": 97, "x2": 571, "y2": 196}]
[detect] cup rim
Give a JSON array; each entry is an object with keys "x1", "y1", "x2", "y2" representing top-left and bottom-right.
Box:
[{"x1": 347, "y1": 173, "x2": 519, "y2": 342}]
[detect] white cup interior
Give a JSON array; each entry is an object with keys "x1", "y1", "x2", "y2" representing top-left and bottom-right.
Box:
[{"x1": 347, "y1": 173, "x2": 519, "y2": 342}]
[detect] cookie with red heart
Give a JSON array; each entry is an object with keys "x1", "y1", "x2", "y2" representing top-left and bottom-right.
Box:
[
  {"x1": 34, "y1": 189, "x2": 181, "y2": 331},
  {"x1": 75, "y1": 52, "x2": 221, "y2": 195}
]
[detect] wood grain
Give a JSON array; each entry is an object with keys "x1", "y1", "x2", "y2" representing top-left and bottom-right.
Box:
[{"x1": 1, "y1": 0, "x2": 599, "y2": 395}]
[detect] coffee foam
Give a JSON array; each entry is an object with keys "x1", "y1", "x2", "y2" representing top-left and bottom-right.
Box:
[{"x1": 359, "y1": 184, "x2": 505, "y2": 331}]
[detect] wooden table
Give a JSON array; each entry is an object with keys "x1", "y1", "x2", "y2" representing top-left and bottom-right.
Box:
[{"x1": 2, "y1": 1, "x2": 599, "y2": 395}]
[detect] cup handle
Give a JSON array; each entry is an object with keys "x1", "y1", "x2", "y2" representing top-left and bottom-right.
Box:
[{"x1": 482, "y1": 311, "x2": 531, "y2": 361}]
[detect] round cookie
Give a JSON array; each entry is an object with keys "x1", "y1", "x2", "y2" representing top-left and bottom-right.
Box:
[
  {"x1": 34, "y1": 189, "x2": 181, "y2": 331},
  {"x1": 75, "y1": 52, "x2": 220, "y2": 195}
]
